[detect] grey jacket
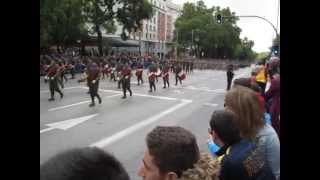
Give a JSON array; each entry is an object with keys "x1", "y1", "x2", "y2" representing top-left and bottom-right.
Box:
[{"x1": 256, "y1": 124, "x2": 280, "y2": 180}]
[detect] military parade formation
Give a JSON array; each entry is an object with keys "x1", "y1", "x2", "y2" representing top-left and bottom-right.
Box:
[{"x1": 42, "y1": 54, "x2": 194, "y2": 107}]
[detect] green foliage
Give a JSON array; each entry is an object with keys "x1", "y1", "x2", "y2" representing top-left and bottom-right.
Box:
[
  {"x1": 174, "y1": 0, "x2": 256, "y2": 60},
  {"x1": 40, "y1": 0, "x2": 87, "y2": 52}
]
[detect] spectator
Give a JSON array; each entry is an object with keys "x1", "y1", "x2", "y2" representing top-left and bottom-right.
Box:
[
  {"x1": 265, "y1": 73, "x2": 280, "y2": 138},
  {"x1": 138, "y1": 126, "x2": 220, "y2": 180},
  {"x1": 232, "y1": 78, "x2": 271, "y2": 125},
  {"x1": 255, "y1": 64, "x2": 267, "y2": 94},
  {"x1": 208, "y1": 110, "x2": 275, "y2": 180},
  {"x1": 224, "y1": 86, "x2": 280, "y2": 179},
  {"x1": 40, "y1": 147, "x2": 129, "y2": 180}
]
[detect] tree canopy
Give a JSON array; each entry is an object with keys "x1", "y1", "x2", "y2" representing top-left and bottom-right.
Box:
[{"x1": 174, "y1": 0, "x2": 256, "y2": 60}]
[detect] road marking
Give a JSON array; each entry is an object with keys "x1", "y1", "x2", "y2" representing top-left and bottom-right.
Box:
[
  {"x1": 203, "y1": 103, "x2": 219, "y2": 107},
  {"x1": 82, "y1": 87, "x2": 179, "y2": 101},
  {"x1": 40, "y1": 86, "x2": 83, "y2": 93},
  {"x1": 90, "y1": 100, "x2": 192, "y2": 148},
  {"x1": 48, "y1": 94, "x2": 121, "y2": 111},
  {"x1": 40, "y1": 114, "x2": 99, "y2": 134}
]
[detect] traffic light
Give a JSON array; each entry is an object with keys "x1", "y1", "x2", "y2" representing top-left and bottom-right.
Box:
[
  {"x1": 216, "y1": 14, "x2": 222, "y2": 24},
  {"x1": 272, "y1": 45, "x2": 279, "y2": 55}
]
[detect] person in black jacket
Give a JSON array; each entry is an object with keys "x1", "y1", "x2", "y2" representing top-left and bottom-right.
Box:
[
  {"x1": 226, "y1": 64, "x2": 234, "y2": 90},
  {"x1": 208, "y1": 110, "x2": 276, "y2": 180}
]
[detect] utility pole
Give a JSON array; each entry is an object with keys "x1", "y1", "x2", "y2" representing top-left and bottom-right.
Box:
[{"x1": 191, "y1": 29, "x2": 194, "y2": 57}]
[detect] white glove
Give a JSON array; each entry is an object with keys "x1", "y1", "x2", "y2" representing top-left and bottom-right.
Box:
[{"x1": 92, "y1": 80, "x2": 96, "y2": 84}]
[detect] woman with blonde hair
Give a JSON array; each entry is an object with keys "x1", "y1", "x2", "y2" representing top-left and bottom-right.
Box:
[{"x1": 224, "y1": 86, "x2": 280, "y2": 179}]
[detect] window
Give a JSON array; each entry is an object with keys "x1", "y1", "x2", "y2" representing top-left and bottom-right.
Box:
[
  {"x1": 150, "y1": 25, "x2": 152, "y2": 31},
  {"x1": 154, "y1": 17, "x2": 156, "y2": 24},
  {"x1": 150, "y1": 34, "x2": 152, "y2": 39},
  {"x1": 153, "y1": 26, "x2": 155, "y2": 31},
  {"x1": 146, "y1": 33, "x2": 148, "y2": 39},
  {"x1": 146, "y1": 24, "x2": 148, "y2": 30}
]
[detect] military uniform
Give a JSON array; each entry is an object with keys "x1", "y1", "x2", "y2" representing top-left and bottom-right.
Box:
[
  {"x1": 121, "y1": 66, "x2": 132, "y2": 99},
  {"x1": 87, "y1": 62, "x2": 102, "y2": 107},
  {"x1": 162, "y1": 65, "x2": 170, "y2": 88},
  {"x1": 136, "y1": 63, "x2": 144, "y2": 85},
  {"x1": 226, "y1": 65, "x2": 234, "y2": 91},
  {"x1": 116, "y1": 63, "x2": 123, "y2": 89},
  {"x1": 47, "y1": 62, "x2": 63, "y2": 101},
  {"x1": 175, "y1": 64, "x2": 182, "y2": 85},
  {"x1": 148, "y1": 67, "x2": 156, "y2": 92}
]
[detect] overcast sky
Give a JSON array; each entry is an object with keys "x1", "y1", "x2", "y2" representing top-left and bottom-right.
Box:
[{"x1": 171, "y1": 0, "x2": 280, "y2": 53}]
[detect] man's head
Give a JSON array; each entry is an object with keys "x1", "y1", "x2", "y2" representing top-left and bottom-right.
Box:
[
  {"x1": 40, "y1": 147, "x2": 129, "y2": 180},
  {"x1": 209, "y1": 110, "x2": 241, "y2": 147},
  {"x1": 138, "y1": 126, "x2": 200, "y2": 180}
]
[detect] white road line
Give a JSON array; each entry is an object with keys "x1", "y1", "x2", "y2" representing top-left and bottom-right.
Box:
[
  {"x1": 40, "y1": 127, "x2": 55, "y2": 134},
  {"x1": 48, "y1": 94, "x2": 121, "y2": 111},
  {"x1": 203, "y1": 103, "x2": 218, "y2": 107},
  {"x1": 82, "y1": 87, "x2": 179, "y2": 101},
  {"x1": 40, "y1": 86, "x2": 83, "y2": 93},
  {"x1": 90, "y1": 100, "x2": 192, "y2": 148}
]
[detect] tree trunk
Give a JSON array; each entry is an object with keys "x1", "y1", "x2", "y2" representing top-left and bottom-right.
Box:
[{"x1": 96, "y1": 25, "x2": 103, "y2": 57}]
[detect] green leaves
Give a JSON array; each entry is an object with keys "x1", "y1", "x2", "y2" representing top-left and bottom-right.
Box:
[{"x1": 175, "y1": 0, "x2": 256, "y2": 60}]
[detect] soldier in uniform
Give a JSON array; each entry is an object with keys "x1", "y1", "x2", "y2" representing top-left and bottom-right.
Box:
[
  {"x1": 148, "y1": 65, "x2": 157, "y2": 92},
  {"x1": 121, "y1": 64, "x2": 133, "y2": 99},
  {"x1": 174, "y1": 63, "x2": 182, "y2": 86},
  {"x1": 161, "y1": 63, "x2": 170, "y2": 88},
  {"x1": 116, "y1": 63, "x2": 124, "y2": 89},
  {"x1": 46, "y1": 60, "x2": 64, "y2": 101},
  {"x1": 87, "y1": 61, "x2": 102, "y2": 107},
  {"x1": 110, "y1": 63, "x2": 116, "y2": 82},
  {"x1": 226, "y1": 64, "x2": 234, "y2": 91},
  {"x1": 136, "y1": 62, "x2": 144, "y2": 86}
]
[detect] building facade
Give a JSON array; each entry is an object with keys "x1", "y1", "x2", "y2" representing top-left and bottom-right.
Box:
[{"x1": 101, "y1": 0, "x2": 181, "y2": 58}]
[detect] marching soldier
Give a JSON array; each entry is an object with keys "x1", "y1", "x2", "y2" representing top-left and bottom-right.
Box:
[
  {"x1": 148, "y1": 65, "x2": 157, "y2": 92},
  {"x1": 121, "y1": 64, "x2": 133, "y2": 99},
  {"x1": 116, "y1": 63, "x2": 124, "y2": 89},
  {"x1": 86, "y1": 61, "x2": 102, "y2": 107},
  {"x1": 136, "y1": 62, "x2": 144, "y2": 86},
  {"x1": 110, "y1": 63, "x2": 116, "y2": 82},
  {"x1": 46, "y1": 60, "x2": 64, "y2": 101},
  {"x1": 162, "y1": 63, "x2": 170, "y2": 88},
  {"x1": 174, "y1": 63, "x2": 183, "y2": 86}
]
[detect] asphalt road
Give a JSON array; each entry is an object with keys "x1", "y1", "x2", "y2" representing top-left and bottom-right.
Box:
[{"x1": 40, "y1": 67, "x2": 252, "y2": 180}]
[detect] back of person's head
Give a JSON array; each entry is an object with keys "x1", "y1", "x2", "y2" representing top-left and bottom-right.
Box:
[
  {"x1": 145, "y1": 126, "x2": 200, "y2": 178},
  {"x1": 209, "y1": 110, "x2": 241, "y2": 146},
  {"x1": 233, "y1": 78, "x2": 262, "y2": 94},
  {"x1": 225, "y1": 86, "x2": 264, "y2": 139},
  {"x1": 40, "y1": 147, "x2": 129, "y2": 180}
]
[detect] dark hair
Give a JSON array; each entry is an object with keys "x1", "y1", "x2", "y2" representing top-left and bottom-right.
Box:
[
  {"x1": 146, "y1": 126, "x2": 200, "y2": 178},
  {"x1": 209, "y1": 110, "x2": 241, "y2": 146},
  {"x1": 40, "y1": 147, "x2": 129, "y2": 180}
]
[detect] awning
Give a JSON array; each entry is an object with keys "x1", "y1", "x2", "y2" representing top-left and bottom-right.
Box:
[{"x1": 81, "y1": 36, "x2": 139, "y2": 47}]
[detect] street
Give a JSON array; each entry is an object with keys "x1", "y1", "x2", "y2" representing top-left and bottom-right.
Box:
[{"x1": 40, "y1": 67, "x2": 251, "y2": 180}]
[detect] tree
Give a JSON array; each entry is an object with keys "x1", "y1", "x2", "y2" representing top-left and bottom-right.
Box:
[
  {"x1": 83, "y1": 0, "x2": 153, "y2": 56},
  {"x1": 40, "y1": 0, "x2": 87, "y2": 53},
  {"x1": 174, "y1": 1, "x2": 244, "y2": 59}
]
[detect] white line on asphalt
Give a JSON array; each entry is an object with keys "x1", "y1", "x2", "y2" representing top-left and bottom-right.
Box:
[
  {"x1": 40, "y1": 127, "x2": 55, "y2": 134},
  {"x1": 48, "y1": 94, "x2": 121, "y2": 111},
  {"x1": 203, "y1": 103, "x2": 219, "y2": 107},
  {"x1": 82, "y1": 87, "x2": 179, "y2": 101},
  {"x1": 40, "y1": 86, "x2": 83, "y2": 93},
  {"x1": 90, "y1": 100, "x2": 192, "y2": 148}
]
